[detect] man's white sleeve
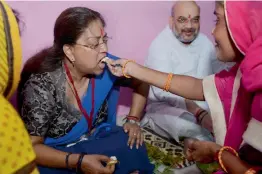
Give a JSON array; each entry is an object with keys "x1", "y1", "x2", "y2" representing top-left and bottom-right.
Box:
[{"x1": 145, "y1": 46, "x2": 187, "y2": 109}]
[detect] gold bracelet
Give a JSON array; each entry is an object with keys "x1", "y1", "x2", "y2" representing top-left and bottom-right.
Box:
[
  {"x1": 165, "y1": 73, "x2": 173, "y2": 91},
  {"x1": 163, "y1": 73, "x2": 173, "y2": 92},
  {"x1": 163, "y1": 73, "x2": 170, "y2": 91},
  {"x1": 218, "y1": 146, "x2": 239, "y2": 173},
  {"x1": 245, "y1": 168, "x2": 257, "y2": 174},
  {"x1": 122, "y1": 60, "x2": 135, "y2": 78}
]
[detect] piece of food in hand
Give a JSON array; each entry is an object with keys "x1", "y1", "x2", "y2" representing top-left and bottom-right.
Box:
[
  {"x1": 107, "y1": 156, "x2": 119, "y2": 166},
  {"x1": 101, "y1": 57, "x2": 121, "y2": 67},
  {"x1": 101, "y1": 57, "x2": 110, "y2": 63}
]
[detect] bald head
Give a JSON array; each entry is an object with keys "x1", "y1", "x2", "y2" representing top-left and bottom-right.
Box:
[
  {"x1": 171, "y1": 1, "x2": 200, "y2": 17},
  {"x1": 169, "y1": 1, "x2": 200, "y2": 44}
]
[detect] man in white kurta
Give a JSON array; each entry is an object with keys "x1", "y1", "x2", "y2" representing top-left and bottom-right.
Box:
[{"x1": 142, "y1": 1, "x2": 232, "y2": 143}]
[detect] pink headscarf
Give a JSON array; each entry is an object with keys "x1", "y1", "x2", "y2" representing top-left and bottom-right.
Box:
[
  {"x1": 226, "y1": 1, "x2": 262, "y2": 92},
  {"x1": 214, "y1": 1, "x2": 262, "y2": 150}
]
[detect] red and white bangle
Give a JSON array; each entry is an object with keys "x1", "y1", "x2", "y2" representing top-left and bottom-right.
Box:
[
  {"x1": 123, "y1": 116, "x2": 141, "y2": 126},
  {"x1": 126, "y1": 116, "x2": 140, "y2": 121},
  {"x1": 195, "y1": 108, "x2": 206, "y2": 123}
]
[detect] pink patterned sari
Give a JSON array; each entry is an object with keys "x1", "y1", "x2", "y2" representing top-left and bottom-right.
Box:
[{"x1": 202, "y1": 1, "x2": 262, "y2": 173}]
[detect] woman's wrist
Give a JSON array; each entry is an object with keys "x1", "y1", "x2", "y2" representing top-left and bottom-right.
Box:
[
  {"x1": 194, "y1": 107, "x2": 203, "y2": 116},
  {"x1": 125, "y1": 61, "x2": 137, "y2": 77},
  {"x1": 76, "y1": 153, "x2": 86, "y2": 173},
  {"x1": 125, "y1": 115, "x2": 141, "y2": 126},
  {"x1": 68, "y1": 154, "x2": 80, "y2": 169},
  {"x1": 210, "y1": 143, "x2": 222, "y2": 157},
  {"x1": 185, "y1": 99, "x2": 202, "y2": 116}
]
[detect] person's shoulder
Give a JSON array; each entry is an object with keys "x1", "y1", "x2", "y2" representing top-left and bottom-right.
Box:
[
  {"x1": 25, "y1": 71, "x2": 54, "y2": 91},
  {"x1": 149, "y1": 26, "x2": 171, "y2": 50},
  {"x1": 30, "y1": 71, "x2": 52, "y2": 82}
]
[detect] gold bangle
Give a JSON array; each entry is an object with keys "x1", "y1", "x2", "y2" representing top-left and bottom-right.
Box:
[
  {"x1": 163, "y1": 73, "x2": 173, "y2": 92},
  {"x1": 163, "y1": 73, "x2": 170, "y2": 91},
  {"x1": 166, "y1": 73, "x2": 173, "y2": 91},
  {"x1": 165, "y1": 73, "x2": 172, "y2": 91},
  {"x1": 245, "y1": 168, "x2": 257, "y2": 174},
  {"x1": 122, "y1": 60, "x2": 135, "y2": 78},
  {"x1": 218, "y1": 146, "x2": 239, "y2": 173}
]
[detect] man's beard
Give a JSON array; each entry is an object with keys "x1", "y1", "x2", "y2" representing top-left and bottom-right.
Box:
[{"x1": 173, "y1": 28, "x2": 199, "y2": 44}]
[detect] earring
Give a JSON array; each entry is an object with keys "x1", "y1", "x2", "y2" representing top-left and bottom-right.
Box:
[
  {"x1": 70, "y1": 59, "x2": 75, "y2": 67},
  {"x1": 212, "y1": 28, "x2": 215, "y2": 34}
]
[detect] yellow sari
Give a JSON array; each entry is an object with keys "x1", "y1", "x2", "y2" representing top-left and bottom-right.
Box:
[{"x1": 0, "y1": 1, "x2": 38, "y2": 174}]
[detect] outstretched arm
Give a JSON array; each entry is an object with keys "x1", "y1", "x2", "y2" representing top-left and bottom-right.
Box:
[{"x1": 108, "y1": 60, "x2": 205, "y2": 101}]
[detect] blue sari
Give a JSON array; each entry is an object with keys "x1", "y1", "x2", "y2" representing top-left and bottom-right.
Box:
[{"x1": 38, "y1": 53, "x2": 154, "y2": 174}]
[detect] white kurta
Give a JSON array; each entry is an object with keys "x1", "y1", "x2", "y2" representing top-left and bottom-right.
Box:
[{"x1": 142, "y1": 26, "x2": 232, "y2": 142}]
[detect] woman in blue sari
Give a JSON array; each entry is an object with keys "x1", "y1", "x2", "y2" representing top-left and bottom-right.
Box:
[{"x1": 18, "y1": 7, "x2": 154, "y2": 174}]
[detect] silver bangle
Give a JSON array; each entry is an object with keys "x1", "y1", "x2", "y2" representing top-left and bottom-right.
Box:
[{"x1": 125, "y1": 119, "x2": 141, "y2": 126}]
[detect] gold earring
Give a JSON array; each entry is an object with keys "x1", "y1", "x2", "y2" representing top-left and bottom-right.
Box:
[
  {"x1": 71, "y1": 59, "x2": 75, "y2": 67},
  {"x1": 212, "y1": 28, "x2": 215, "y2": 34}
]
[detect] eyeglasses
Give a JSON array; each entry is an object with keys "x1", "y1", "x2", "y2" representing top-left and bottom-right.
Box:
[
  {"x1": 177, "y1": 16, "x2": 200, "y2": 25},
  {"x1": 74, "y1": 36, "x2": 111, "y2": 52}
]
